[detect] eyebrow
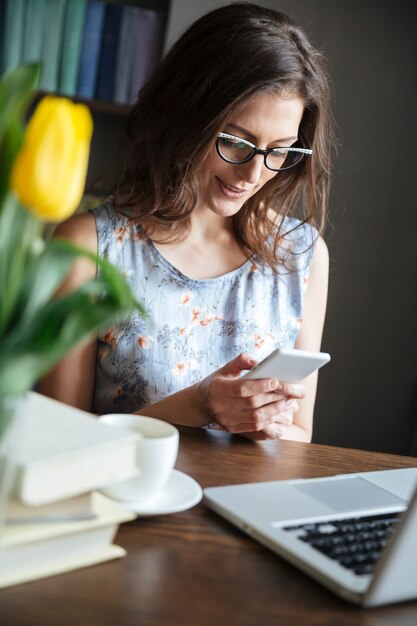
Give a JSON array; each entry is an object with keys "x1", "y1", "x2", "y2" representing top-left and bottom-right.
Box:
[{"x1": 226, "y1": 122, "x2": 298, "y2": 145}]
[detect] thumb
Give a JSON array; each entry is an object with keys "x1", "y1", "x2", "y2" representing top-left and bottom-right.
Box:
[{"x1": 217, "y1": 353, "x2": 257, "y2": 378}]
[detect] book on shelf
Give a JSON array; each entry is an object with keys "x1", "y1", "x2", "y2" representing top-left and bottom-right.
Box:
[
  {"x1": 0, "y1": 492, "x2": 135, "y2": 589},
  {"x1": 144, "y1": 10, "x2": 166, "y2": 86},
  {"x1": 21, "y1": 0, "x2": 46, "y2": 64},
  {"x1": 6, "y1": 492, "x2": 95, "y2": 524},
  {"x1": 113, "y1": 4, "x2": 141, "y2": 105},
  {"x1": 39, "y1": 0, "x2": 67, "y2": 92},
  {"x1": 58, "y1": 0, "x2": 88, "y2": 97},
  {"x1": 76, "y1": 0, "x2": 106, "y2": 100},
  {"x1": 10, "y1": 391, "x2": 139, "y2": 506},
  {"x1": 95, "y1": 2, "x2": 122, "y2": 102},
  {"x1": 130, "y1": 8, "x2": 166, "y2": 102},
  {"x1": 1, "y1": 0, "x2": 168, "y2": 105},
  {"x1": 1, "y1": 0, "x2": 26, "y2": 74}
]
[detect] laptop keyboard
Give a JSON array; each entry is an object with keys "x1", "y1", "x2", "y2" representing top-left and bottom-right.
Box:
[{"x1": 283, "y1": 512, "x2": 401, "y2": 576}]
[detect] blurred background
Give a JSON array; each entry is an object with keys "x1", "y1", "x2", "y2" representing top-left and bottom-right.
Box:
[
  {"x1": 164, "y1": 1, "x2": 417, "y2": 456},
  {"x1": 3, "y1": 0, "x2": 416, "y2": 455}
]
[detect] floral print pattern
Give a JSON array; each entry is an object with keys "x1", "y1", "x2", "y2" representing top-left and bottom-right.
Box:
[{"x1": 91, "y1": 203, "x2": 316, "y2": 414}]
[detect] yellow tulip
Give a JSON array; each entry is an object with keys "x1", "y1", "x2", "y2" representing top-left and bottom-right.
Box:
[{"x1": 10, "y1": 96, "x2": 93, "y2": 222}]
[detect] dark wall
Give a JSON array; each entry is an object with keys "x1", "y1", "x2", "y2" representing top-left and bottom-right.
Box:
[
  {"x1": 273, "y1": 0, "x2": 417, "y2": 455},
  {"x1": 166, "y1": 0, "x2": 417, "y2": 454}
]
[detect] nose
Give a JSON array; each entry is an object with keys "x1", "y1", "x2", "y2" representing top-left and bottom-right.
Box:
[{"x1": 236, "y1": 154, "x2": 265, "y2": 185}]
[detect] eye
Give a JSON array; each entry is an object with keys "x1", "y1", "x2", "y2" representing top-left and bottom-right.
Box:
[
  {"x1": 269, "y1": 148, "x2": 288, "y2": 160},
  {"x1": 220, "y1": 137, "x2": 248, "y2": 150},
  {"x1": 217, "y1": 134, "x2": 255, "y2": 163}
]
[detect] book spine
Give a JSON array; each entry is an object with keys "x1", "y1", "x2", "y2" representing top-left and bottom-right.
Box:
[
  {"x1": 144, "y1": 11, "x2": 166, "y2": 80},
  {"x1": 113, "y1": 5, "x2": 140, "y2": 105},
  {"x1": 76, "y1": 0, "x2": 106, "y2": 100},
  {"x1": 22, "y1": 0, "x2": 46, "y2": 64},
  {"x1": 6, "y1": 492, "x2": 94, "y2": 523},
  {"x1": 1, "y1": 0, "x2": 26, "y2": 74},
  {"x1": 39, "y1": 0, "x2": 68, "y2": 92},
  {"x1": 58, "y1": 0, "x2": 87, "y2": 97},
  {"x1": 129, "y1": 8, "x2": 167, "y2": 103},
  {"x1": 95, "y1": 3, "x2": 122, "y2": 102},
  {"x1": 0, "y1": 544, "x2": 126, "y2": 589},
  {"x1": 129, "y1": 8, "x2": 154, "y2": 102}
]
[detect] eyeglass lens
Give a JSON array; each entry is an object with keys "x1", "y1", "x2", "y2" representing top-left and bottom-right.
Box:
[{"x1": 217, "y1": 136, "x2": 305, "y2": 170}]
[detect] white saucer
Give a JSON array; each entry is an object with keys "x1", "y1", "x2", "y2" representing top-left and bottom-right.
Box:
[{"x1": 114, "y1": 470, "x2": 203, "y2": 517}]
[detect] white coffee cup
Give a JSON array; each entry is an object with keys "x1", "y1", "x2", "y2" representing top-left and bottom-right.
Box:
[{"x1": 98, "y1": 414, "x2": 179, "y2": 503}]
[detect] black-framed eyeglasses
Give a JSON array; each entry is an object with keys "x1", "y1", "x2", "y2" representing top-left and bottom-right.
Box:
[{"x1": 216, "y1": 132, "x2": 312, "y2": 172}]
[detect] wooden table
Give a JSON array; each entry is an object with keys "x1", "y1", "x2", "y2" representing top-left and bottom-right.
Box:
[{"x1": 2, "y1": 427, "x2": 417, "y2": 626}]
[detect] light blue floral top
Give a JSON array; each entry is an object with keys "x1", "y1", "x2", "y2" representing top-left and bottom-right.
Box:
[{"x1": 91, "y1": 203, "x2": 317, "y2": 415}]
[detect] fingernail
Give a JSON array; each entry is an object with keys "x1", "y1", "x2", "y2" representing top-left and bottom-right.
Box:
[{"x1": 270, "y1": 379, "x2": 283, "y2": 391}]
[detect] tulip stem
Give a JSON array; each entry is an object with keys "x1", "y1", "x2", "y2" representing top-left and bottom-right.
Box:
[{"x1": 0, "y1": 195, "x2": 41, "y2": 338}]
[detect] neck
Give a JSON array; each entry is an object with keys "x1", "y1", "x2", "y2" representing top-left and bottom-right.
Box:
[{"x1": 188, "y1": 206, "x2": 234, "y2": 241}]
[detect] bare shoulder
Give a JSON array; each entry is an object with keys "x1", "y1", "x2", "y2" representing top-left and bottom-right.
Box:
[
  {"x1": 53, "y1": 212, "x2": 98, "y2": 288},
  {"x1": 311, "y1": 234, "x2": 329, "y2": 270},
  {"x1": 53, "y1": 211, "x2": 97, "y2": 254},
  {"x1": 267, "y1": 209, "x2": 329, "y2": 263}
]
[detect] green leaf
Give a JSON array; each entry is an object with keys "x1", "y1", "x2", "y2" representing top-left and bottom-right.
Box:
[
  {"x1": 0, "y1": 236, "x2": 147, "y2": 395},
  {"x1": 0, "y1": 64, "x2": 40, "y2": 202},
  {"x1": 0, "y1": 197, "x2": 40, "y2": 337},
  {"x1": 0, "y1": 117, "x2": 25, "y2": 209},
  {"x1": 0, "y1": 287, "x2": 143, "y2": 395},
  {"x1": 8, "y1": 238, "x2": 95, "y2": 338},
  {"x1": 0, "y1": 63, "x2": 40, "y2": 147}
]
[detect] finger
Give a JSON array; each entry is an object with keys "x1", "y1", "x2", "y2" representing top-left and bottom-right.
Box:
[
  {"x1": 272, "y1": 410, "x2": 294, "y2": 426},
  {"x1": 257, "y1": 423, "x2": 287, "y2": 439},
  {"x1": 216, "y1": 352, "x2": 257, "y2": 378},
  {"x1": 240, "y1": 423, "x2": 286, "y2": 441},
  {"x1": 218, "y1": 398, "x2": 290, "y2": 432},
  {"x1": 246, "y1": 396, "x2": 298, "y2": 413},
  {"x1": 277, "y1": 382, "x2": 307, "y2": 399},
  {"x1": 276, "y1": 398, "x2": 299, "y2": 414},
  {"x1": 216, "y1": 376, "x2": 283, "y2": 399},
  {"x1": 222, "y1": 390, "x2": 285, "y2": 411},
  {"x1": 216, "y1": 410, "x2": 275, "y2": 433}
]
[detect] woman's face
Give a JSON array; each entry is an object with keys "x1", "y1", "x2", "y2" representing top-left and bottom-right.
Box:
[{"x1": 197, "y1": 92, "x2": 305, "y2": 219}]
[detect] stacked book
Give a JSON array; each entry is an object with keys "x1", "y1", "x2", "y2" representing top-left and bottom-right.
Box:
[
  {"x1": 0, "y1": 0, "x2": 167, "y2": 104},
  {"x1": 0, "y1": 391, "x2": 139, "y2": 589}
]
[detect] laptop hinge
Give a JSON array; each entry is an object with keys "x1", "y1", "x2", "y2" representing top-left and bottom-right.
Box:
[{"x1": 364, "y1": 488, "x2": 417, "y2": 607}]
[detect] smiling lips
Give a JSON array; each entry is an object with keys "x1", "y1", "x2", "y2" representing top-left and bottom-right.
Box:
[{"x1": 216, "y1": 177, "x2": 251, "y2": 199}]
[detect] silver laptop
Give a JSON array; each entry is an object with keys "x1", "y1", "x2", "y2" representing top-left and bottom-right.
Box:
[{"x1": 204, "y1": 467, "x2": 417, "y2": 607}]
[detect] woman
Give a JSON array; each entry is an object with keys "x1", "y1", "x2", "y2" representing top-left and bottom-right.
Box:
[{"x1": 40, "y1": 3, "x2": 333, "y2": 442}]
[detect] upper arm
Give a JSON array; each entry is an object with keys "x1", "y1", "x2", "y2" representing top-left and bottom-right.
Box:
[
  {"x1": 293, "y1": 236, "x2": 330, "y2": 437},
  {"x1": 295, "y1": 235, "x2": 329, "y2": 352},
  {"x1": 38, "y1": 212, "x2": 99, "y2": 411}
]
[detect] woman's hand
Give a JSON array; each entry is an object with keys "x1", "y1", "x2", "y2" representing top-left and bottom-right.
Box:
[{"x1": 198, "y1": 353, "x2": 306, "y2": 434}]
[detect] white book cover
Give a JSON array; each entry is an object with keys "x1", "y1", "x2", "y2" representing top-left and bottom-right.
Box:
[
  {"x1": 11, "y1": 392, "x2": 139, "y2": 505},
  {"x1": 6, "y1": 492, "x2": 94, "y2": 523},
  {"x1": 0, "y1": 493, "x2": 135, "y2": 588}
]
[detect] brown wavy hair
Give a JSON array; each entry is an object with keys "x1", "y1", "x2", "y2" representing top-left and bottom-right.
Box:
[{"x1": 114, "y1": 2, "x2": 335, "y2": 269}]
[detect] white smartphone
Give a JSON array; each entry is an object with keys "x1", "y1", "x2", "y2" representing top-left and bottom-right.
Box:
[{"x1": 243, "y1": 347, "x2": 331, "y2": 383}]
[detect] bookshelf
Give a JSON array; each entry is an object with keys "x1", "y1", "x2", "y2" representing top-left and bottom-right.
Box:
[
  {"x1": 111, "y1": 0, "x2": 169, "y2": 10},
  {"x1": 0, "y1": 0, "x2": 174, "y2": 195}
]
